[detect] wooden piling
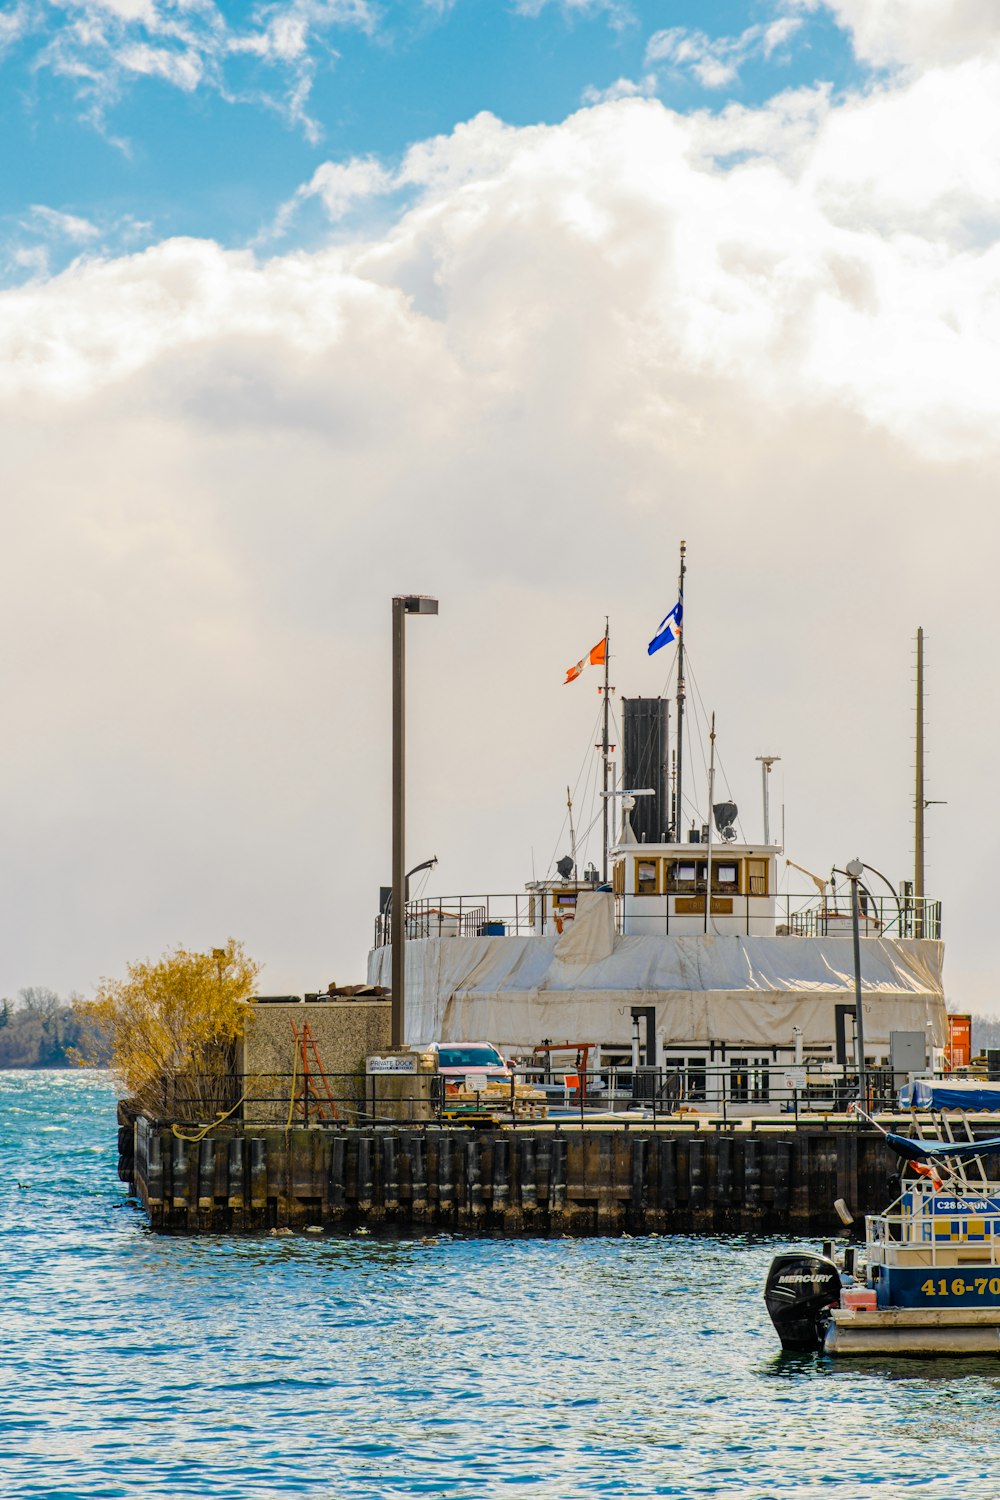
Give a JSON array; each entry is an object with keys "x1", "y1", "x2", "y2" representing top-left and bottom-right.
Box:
[{"x1": 130, "y1": 1116, "x2": 910, "y2": 1238}]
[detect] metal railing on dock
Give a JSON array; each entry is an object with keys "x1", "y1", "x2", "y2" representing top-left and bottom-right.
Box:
[{"x1": 161, "y1": 1063, "x2": 918, "y2": 1131}]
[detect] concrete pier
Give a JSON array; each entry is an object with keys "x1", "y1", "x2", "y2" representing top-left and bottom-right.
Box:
[{"x1": 122, "y1": 1112, "x2": 1000, "y2": 1237}]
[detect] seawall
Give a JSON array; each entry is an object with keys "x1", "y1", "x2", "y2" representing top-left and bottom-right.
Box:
[{"x1": 119, "y1": 1111, "x2": 965, "y2": 1236}]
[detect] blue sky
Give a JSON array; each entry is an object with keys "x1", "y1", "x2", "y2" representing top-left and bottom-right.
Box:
[{"x1": 1, "y1": 0, "x2": 860, "y2": 275}]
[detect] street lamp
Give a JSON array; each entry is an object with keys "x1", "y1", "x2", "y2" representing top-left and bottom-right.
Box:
[
  {"x1": 845, "y1": 858, "x2": 867, "y2": 1107},
  {"x1": 391, "y1": 595, "x2": 439, "y2": 1050}
]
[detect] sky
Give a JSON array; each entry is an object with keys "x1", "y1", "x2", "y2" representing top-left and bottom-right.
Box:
[{"x1": 2, "y1": 0, "x2": 999, "y2": 1009}]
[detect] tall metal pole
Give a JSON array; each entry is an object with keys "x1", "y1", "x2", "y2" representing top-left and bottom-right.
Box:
[
  {"x1": 391, "y1": 597, "x2": 406, "y2": 1050},
  {"x1": 674, "y1": 540, "x2": 687, "y2": 840},
  {"x1": 847, "y1": 858, "x2": 867, "y2": 1106},
  {"x1": 704, "y1": 712, "x2": 716, "y2": 935},
  {"x1": 914, "y1": 626, "x2": 925, "y2": 939},
  {"x1": 601, "y1": 617, "x2": 610, "y2": 882},
  {"x1": 390, "y1": 594, "x2": 438, "y2": 1051},
  {"x1": 756, "y1": 755, "x2": 780, "y2": 846}
]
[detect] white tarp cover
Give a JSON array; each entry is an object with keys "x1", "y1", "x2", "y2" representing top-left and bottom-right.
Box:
[{"x1": 367, "y1": 893, "x2": 946, "y2": 1052}]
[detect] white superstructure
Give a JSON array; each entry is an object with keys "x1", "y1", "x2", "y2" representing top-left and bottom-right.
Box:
[{"x1": 367, "y1": 842, "x2": 946, "y2": 1093}]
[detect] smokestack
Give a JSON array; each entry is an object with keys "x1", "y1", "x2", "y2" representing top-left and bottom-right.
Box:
[{"x1": 622, "y1": 697, "x2": 670, "y2": 845}]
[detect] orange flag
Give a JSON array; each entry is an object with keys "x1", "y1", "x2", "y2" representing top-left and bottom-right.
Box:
[{"x1": 564, "y1": 637, "x2": 607, "y2": 684}]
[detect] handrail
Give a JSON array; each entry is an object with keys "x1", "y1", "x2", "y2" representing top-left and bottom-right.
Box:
[{"x1": 372, "y1": 888, "x2": 943, "y2": 946}]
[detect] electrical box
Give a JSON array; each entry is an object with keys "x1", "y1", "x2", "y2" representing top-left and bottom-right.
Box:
[{"x1": 890, "y1": 1030, "x2": 926, "y2": 1084}]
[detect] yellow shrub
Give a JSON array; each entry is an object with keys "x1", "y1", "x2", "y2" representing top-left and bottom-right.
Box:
[{"x1": 76, "y1": 938, "x2": 259, "y2": 1117}]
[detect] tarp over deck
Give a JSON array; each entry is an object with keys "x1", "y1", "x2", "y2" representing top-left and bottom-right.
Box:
[{"x1": 367, "y1": 893, "x2": 946, "y2": 1053}]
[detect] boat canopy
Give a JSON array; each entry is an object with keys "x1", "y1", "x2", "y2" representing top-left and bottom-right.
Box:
[
  {"x1": 898, "y1": 1080, "x2": 1000, "y2": 1112},
  {"x1": 885, "y1": 1131, "x2": 1000, "y2": 1163}
]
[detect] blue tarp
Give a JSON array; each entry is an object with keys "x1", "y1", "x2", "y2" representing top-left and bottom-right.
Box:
[
  {"x1": 898, "y1": 1080, "x2": 1000, "y2": 1111},
  {"x1": 886, "y1": 1131, "x2": 1000, "y2": 1162}
]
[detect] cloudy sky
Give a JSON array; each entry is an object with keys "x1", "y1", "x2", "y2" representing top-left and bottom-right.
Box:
[{"x1": 1, "y1": 0, "x2": 996, "y2": 1008}]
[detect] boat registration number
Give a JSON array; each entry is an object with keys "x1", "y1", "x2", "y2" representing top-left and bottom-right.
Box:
[{"x1": 920, "y1": 1277, "x2": 1000, "y2": 1297}]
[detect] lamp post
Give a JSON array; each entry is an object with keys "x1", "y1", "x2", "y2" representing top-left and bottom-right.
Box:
[
  {"x1": 391, "y1": 594, "x2": 438, "y2": 1050},
  {"x1": 846, "y1": 858, "x2": 867, "y2": 1107}
]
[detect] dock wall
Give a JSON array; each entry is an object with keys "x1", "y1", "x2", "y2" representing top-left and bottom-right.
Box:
[{"x1": 124, "y1": 1115, "x2": 973, "y2": 1236}]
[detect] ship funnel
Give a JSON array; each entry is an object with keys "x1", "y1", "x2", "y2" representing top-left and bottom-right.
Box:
[{"x1": 622, "y1": 698, "x2": 670, "y2": 844}]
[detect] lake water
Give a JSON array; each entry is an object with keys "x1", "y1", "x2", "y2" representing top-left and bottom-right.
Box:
[{"x1": 3, "y1": 1071, "x2": 1000, "y2": 1499}]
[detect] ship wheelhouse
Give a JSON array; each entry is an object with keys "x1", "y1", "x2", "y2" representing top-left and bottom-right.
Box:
[{"x1": 612, "y1": 840, "x2": 777, "y2": 938}]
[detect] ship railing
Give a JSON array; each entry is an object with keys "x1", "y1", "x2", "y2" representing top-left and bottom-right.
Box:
[
  {"x1": 618, "y1": 891, "x2": 942, "y2": 940},
  {"x1": 785, "y1": 893, "x2": 942, "y2": 941},
  {"x1": 373, "y1": 891, "x2": 592, "y2": 946},
  {"x1": 867, "y1": 1199, "x2": 1000, "y2": 1270},
  {"x1": 372, "y1": 891, "x2": 943, "y2": 946},
  {"x1": 163, "y1": 1062, "x2": 913, "y2": 1128}
]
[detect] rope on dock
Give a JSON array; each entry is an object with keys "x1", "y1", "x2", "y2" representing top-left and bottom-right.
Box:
[{"x1": 170, "y1": 1079, "x2": 261, "y2": 1143}]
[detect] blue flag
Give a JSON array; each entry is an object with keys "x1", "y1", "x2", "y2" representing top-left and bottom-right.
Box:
[{"x1": 648, "y1": 600, "x2": 683, "y2": 655}]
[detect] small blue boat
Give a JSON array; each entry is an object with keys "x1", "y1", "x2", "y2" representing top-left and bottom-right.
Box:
[{"x1": 766, "y1": 1085, "x2": 1000, "y2": 1356}]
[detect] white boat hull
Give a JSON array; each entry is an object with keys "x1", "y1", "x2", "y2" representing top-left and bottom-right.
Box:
[{"x1": 827, "y1": 1307, "x2": 1000, "y2": 1356}]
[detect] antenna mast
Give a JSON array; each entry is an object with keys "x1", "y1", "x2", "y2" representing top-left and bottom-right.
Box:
[
  {"x1": 601, "y1": 617, "x2": 610, "y2": 882},
  {"x1": 914, "y1": 626, "x2": 925, "y2": 936},
  {"x1": 756, "y1": 756, "x2": 781, "y2": 845},
  {"x1": 674, "y1": 540, "x2": 687, "y2": 839}
]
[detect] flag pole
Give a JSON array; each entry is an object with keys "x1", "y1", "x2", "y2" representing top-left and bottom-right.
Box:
[
  {"x1": 674, "y1": 540, "x2": 687, "y2": 840},
  {"x1": 601, "y1": 616, "x2": 610, "y2": 882}
]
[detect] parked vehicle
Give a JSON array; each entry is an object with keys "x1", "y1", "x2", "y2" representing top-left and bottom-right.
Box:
[{"x1": 427, "y1": 1042, "x2": 510, "y2": 1081}]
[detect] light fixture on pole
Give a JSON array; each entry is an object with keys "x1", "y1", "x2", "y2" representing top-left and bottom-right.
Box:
[
  {"x1": 845, "y1": 858, "x2": 867, "y2": 1106},
  {"x1": 391, "y1": 594, "x2": 438, "y2": 1051}
]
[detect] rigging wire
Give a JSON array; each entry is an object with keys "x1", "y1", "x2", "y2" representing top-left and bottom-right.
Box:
[
  {"x1": 684, "y1": 651, "x2": 749, "y2": 844},
  {"x1": 678, "y1": 651, "x2": 745, "y2": 936},
  {"x1": 544, "y1": 698, "x2": 604, "y2": 879}
]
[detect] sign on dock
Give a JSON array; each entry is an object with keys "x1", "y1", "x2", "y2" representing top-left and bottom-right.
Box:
[{"x1": 366, "y1": 1054, "x2": 419, "y2": 1075}]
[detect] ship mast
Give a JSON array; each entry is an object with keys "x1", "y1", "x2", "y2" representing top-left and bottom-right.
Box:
[
  {"x1": 567, "y1": 785, "x2": 577, "y2": 878},
  {"x1": 674, "y1": 540, "x2": 687, "y2": 840},
  {"x1": 601, "y1": 616, "x2": 610, "y2": 882}
]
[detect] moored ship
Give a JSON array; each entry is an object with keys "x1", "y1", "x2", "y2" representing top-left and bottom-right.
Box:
[{"x1": 371, "y1": 554, "x2": 947, "y2": 1108}]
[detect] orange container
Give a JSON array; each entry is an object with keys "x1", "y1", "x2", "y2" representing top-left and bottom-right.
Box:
[{"x1": 841, "y1": 1288, "x2": 877, "y2": 1310}]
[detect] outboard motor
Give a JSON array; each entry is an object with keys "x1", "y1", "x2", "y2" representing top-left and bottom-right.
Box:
[{"x1": 764, "y1": 1251, "x2": 841, "y2": 1352}]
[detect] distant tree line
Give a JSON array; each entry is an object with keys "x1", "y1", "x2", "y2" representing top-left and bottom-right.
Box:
[
  {"x1": 0, "y1": 987, "x2": 109, "y2": 1068},
  {"x1": 972, "y1": 1014, "x2": 1000, "y2": 1055}
]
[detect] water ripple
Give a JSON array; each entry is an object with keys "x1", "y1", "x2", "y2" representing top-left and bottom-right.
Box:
[{"x1": 3, "y1": 1071, "x2": 1000, "y2": 1497}]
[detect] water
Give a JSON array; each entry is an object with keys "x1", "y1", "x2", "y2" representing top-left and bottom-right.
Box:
[{"x1": 3, "y1": 1072, "x2": 1000, "y2": 1500}]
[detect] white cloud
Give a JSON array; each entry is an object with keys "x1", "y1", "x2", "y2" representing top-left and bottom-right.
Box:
[
  {"x1": 581, "y1": 73, "x2": 657, "y2": 105},
  {"x1": 0, "y1": 79, "x2": 998, "y2": 999},
  {"x1": 272, "y1": 155, "x2": 396, "y2": 237},
  {"x1": 0, "y1": 3, "x2": 29, "y2": 51},
  {"x1": 23, "y1": 0, "x2": 376, "y2": 139},
  {"x1": 646, "y1": 17, "x2": 803, "y2": 89},
  {"x1": 803, "y1": 0, "x2": 1000, "y2": 71},
  {"x1": 513, "y1": 0, "x2": 634, "y2": 23},
  {"x1": 1, "y1": 204, "x2": 157, "y2": 283},
  {"x1": 26, "y1": 205, "x2": 100, "y2": 241},
  {"x1": 116, "y1": 39, "x2": 203, "y2": 87}
]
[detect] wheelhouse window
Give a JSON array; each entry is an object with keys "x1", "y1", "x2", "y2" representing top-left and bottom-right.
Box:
[
  {"x1": 635, "y1": 858, "x2": 660, "y2": 895},
  {"x1": 665, "y1": 860, "x2": 704, "y2": 894},
  {"x1": 747, "y1": 858, "x2": 768, "y2": 896},
  {"x1": 712, "y1": 862, "x2": 740, "y2": 894}
]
